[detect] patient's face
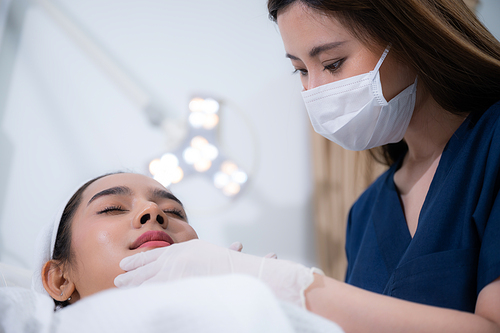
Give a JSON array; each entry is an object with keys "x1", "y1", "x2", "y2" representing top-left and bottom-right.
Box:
[{"x1": 67, "y1": 173, "x2": 198, "y2": 299}]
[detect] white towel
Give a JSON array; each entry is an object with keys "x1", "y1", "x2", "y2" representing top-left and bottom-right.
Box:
[
  {"x1": 0, "y1": 285, "x2": 55, "y2": 333},
  {"x1": 1, "y1": 275, "x2": 344, "y2": 333},
  {"x1": 0, "y1": 263, "x2": 32, "y2": 288}
]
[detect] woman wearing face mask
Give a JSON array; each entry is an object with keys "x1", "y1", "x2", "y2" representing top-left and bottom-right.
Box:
[{"x1": 114, "y1": 0, "x2": 500, "y2": 331}]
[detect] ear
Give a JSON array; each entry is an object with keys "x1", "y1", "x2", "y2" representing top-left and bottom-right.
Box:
[{"x1": 41, "y1": 260, "x2": 76, "y2": 302}]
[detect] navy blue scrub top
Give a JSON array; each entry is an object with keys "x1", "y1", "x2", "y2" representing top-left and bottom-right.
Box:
[{"x1": 345, "y1": 101, "x2": 500, "y2": 312}]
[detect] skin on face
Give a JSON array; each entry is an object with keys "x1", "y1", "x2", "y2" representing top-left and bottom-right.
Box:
[
  {"x1": 45, "y1": 173, "x2": 198, "y2": 302},
  {"x1": 277, "y1": 2, "x2": 415, "y2": 100}
]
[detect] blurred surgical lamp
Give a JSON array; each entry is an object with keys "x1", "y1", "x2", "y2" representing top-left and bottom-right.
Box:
[
  {"x1": 35, "y1": 0, "x2": 250, "y2": 197},
  {"x1": 148, "y1": 97, "x2": 249, "y2": 197}
]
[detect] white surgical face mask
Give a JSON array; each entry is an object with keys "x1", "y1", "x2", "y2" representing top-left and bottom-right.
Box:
[{"x1": 301, "y1": 46, "x2": 417, "y2": 151}]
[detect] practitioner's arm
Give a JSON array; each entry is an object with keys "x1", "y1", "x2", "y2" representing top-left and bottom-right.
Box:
[{"x1": 305, "y1": 274, "x2": 500, "y2": 333}]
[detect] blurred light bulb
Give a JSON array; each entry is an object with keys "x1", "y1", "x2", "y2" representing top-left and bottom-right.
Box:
[
  {"x1": 203, "y1": 98, "x2": 220, "y2": 114},
  {"x1": 191, "y1": 136, "x2": 208, "y2": 149},
  {"x1": 201, "y1": 144, "x2": 219, "y2": 161},
  {"x1": 221, "y1": 161, "x2": 238, "y2": 175},
  {"x1": 160, "y1": 153, "x2": 179, "y2": 168},
  {"x1": 154, "y1": 173, "x2": 172, "y2": 187},
  {"x1": 214, "y1": 171, "x2": 230, "y2": 189},
  {"x1": 203, "y1": 114, "x2": 219, "y2": 130},
  {"x1": 223, "y1": 182, "x2": 241, "y2": 196},
  {"x1": 183, "y1": 147, "x2": 202, "y2": 164},
  {"x1": 171, "y1": 166, "x2": 184, "y2": 183},
  {"x1": 189, "y1": 97, "x2": 205, "y2": 113},
  {"x1": 194, "y1": 159, "x2": 211, "y2": 172},
  {"x1": 188, "y1": 112, "x2": 205, "y2": 128},
  {"x1": 232, "y1": 170, "x2": 248, "y2": 184},
  {"x1": 149, "y1": 158, "x2": 162, "y2": 176}
]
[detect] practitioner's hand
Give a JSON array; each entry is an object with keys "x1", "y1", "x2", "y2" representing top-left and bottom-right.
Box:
[
  {"x1": 114, "y1": 239, "x2": 319, "y2": 307},
  {"x1": 265, "y1": 252, "x2": 278, "y2": 259},
  {"x1": 228, "y1": 241, "x2": 243, "y2": 252},
  {"x1": 229, "y1": 241, "x2": 277, "y2": 258}
]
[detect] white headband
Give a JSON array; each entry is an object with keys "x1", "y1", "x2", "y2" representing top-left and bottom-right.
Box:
[{"x1": 32, "y1": 200, "x2": 67, "y2": 296}]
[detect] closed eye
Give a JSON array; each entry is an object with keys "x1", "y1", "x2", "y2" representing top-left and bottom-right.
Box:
[
  {"x1": 163, "y1": 209, "x2": 186, "y2": 221},
  {"x1": 98, "y1": 205, "x2": 127, "y2": 214}
]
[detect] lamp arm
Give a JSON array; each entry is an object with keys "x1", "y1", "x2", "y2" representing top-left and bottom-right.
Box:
[{"x1": 35, "y1": 0, "x2": 164, "y2": 125}]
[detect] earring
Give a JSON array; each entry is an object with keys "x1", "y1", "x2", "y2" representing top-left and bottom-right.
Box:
[{"x1": 67, "y1": 296, "x2": 72, "y2": 302}]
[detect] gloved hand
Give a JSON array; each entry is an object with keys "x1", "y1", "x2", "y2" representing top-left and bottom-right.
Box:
[
  {"x1": 228, "y1": 241, "x2": 243, "y2": 252},
  {"x1": 229, "y1": 241, "x2": 278, "y2": 259},
  {"x1": 114, "y1": 239, "x2": 322, "y2": 308}
]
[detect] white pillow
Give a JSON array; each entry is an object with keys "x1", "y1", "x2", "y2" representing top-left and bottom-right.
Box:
[{"x1": 0, "y1": 263, "x2": 33, "y2": 289}]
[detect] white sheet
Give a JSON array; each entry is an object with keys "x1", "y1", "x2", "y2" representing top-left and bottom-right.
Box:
[
  {"x1": 0, "y1": 263, "x2": 32, "y2": 289},
  {"x1": 0, "y1": 275, "x2": 343, "y2": 333}
]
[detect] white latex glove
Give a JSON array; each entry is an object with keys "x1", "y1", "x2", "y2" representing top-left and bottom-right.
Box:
[
  {"x1": 114, "y1": 239, "x2": 322, "y2": 308},
  {"x1": 229, "y1": 241, "x2": 278, "y2": 259},
  {"x1": 228, "y1": 241, "x2": 243, "y2": 252}
]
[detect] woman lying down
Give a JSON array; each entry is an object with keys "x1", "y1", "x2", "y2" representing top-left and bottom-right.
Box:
[{"x1": 24, "y1": 172, "x2": 341, "y2": 332}]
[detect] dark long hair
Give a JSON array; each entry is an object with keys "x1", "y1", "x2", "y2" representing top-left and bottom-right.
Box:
[
  {"x1": 268, "y1": 0, "x2": 500, "y2": 164},
  {"x1": 52, "y1": 172, "x2": 119, "y2": 308}
]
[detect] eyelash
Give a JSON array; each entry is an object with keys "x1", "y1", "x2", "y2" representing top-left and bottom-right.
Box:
[
  {"x1": 293, "y1": 68, "x2": 308, "y2": 76},
  {"x1": 98, "y1": 205, "x2": 125, "y2": 214},
  {"x1": 163, "y1": 209, "x2": 185, "y2": 220},
  {"x1": 292, "y1": 58, "x2": 345, "y2": 76},
  {"x1": 97, "y1": 206, "x2": 186, "y2": 220},
  {"x1": 323, "y1": 58, "x2": 345, "y2": 73}
]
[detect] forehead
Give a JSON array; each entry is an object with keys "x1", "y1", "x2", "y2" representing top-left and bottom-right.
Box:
[
  {"x1": 277, "y1": 2, "x2": 352, "y2": 42},
  {"x1": 82, "y1": 173, "x2": 168, "y2": 201}
]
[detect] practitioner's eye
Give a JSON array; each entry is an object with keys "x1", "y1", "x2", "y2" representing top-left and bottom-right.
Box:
[
  {"x1": 323, "y1": 58, "x2": 345, "y2": 74},
  {"x1": 293, "y1": 68, "x2": 308, "y2": 76},
  {"x1": 98, "y1": 205, "x2": 127, "y2": 215}
]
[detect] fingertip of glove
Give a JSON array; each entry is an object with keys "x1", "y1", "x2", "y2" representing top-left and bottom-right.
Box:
[
  {"x1": 119, "y1": 256, "x2": 133, "y2": 271},
  {"x1": 229, "y1": 241, "x2": 243, "y2": 252},
  {"x1": 114, "y1": 275, "x2": 124, "y2": 288},
  {"x1": 265, "y1": 253, "x2": 278, "y2": 259}
]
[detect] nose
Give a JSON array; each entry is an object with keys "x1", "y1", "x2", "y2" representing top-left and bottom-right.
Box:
[
  {"x1": 305, "y1": 74, "x2": 326, "y2": 91},
  {"x1": 303, "y1": 67, "x2": 332, "y2": 91},
  {"x1": 140, "y1": 213, "x2": 164, "y2": 225},
  {"x1": 134, "y1": 203, "x2": 167, "y2": 229}
]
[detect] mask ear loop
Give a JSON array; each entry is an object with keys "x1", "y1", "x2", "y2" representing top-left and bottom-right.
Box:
[
  {"x1": 370, "y1": 44, "x2": 391, "y2": 80},
  {"x1": 370, "y1": 44, "x2": 392, "y2": 105}
]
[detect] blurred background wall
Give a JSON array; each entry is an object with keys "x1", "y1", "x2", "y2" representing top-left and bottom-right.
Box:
[{"x1": 0, "y1": 0, "x2": 498, "y2": 273}]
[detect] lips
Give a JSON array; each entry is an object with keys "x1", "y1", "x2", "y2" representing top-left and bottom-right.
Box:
[{"x1": 130, "y1": 230, "x2": 174, "y2": 250}]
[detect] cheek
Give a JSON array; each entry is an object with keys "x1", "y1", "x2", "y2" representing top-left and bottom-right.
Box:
[
  {"x1": 187, "y1": 227, "x2": 198, "y2": 240},
  {"x1": 71, "y1": 227, "x2": 128, "y2": 297},
  {"x1": 93, "y1": 230, "x2": 127, "y2": 263},
  {"x1": 171, "y1": 222, "x2": 198, "y2": 242},
  {"x1": 181, "y1": 226, "x2": 198, "y2": 241},
  {"x1": 72, "y1": 228, "x2": 126, "y2": 271},
  {"x1": 74, "y1": 229, "x2": 111, "y2": 254},
  {"x1": 97, "y1": 231, "x2": 111, "y2": 246}
]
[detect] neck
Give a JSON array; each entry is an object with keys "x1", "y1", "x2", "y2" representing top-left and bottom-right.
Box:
[{"x1": 403, "y1": 85, "x2": 467, "y2": 164}]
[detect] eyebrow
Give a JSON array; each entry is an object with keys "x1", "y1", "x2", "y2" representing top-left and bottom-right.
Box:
[
  {"x1": 88, "y1": 186, "x2": 132, "y2": 206},
  {"x1": 150, "y1": 188, "x2": 184, "y2": 207},
  {"x1": 87, "y1": 186, "x2": 183, "y2": 207},
  {"x1": 286, "y1": 41, "x2": 346, "y2": 60}
]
